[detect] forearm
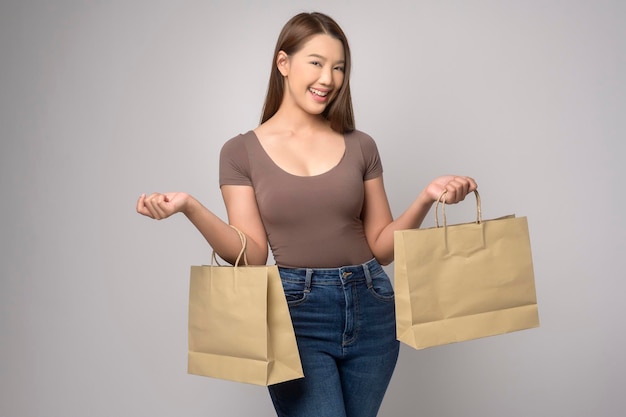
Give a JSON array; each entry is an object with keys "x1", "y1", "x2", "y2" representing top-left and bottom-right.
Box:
[
  {"x1": 182, "y1": 196, "x2": 268, "y2": 265},
  {"x1": 370, "y1": 191, "x2": 435, "y2": 265}
]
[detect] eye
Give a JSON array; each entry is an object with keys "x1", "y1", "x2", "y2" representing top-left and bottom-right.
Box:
[
  {"x1": 310, "y1": 61, "x2": 322, "y2": 67},
  {"x1": 334, "y1": 66, "x2": 345, "y2": 72}
]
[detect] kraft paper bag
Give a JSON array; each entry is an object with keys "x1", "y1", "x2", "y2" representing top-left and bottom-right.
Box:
[
  {"x1": 188, "y1": 227, "x2": 303, "y2": 385},
  {"x1": 394, "y1": 190, "x2": 539, "y2": 350}
]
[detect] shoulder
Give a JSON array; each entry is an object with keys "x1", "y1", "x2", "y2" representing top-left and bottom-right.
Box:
[
  {"x1": 345, "y1": 129, "x2": 380, "y2": 154},
  {"x1": 220, "y1": 131, "x2": 260, "y2": 165},
  {"x1": 344, "y1": 129, "x2": 383, "y2": 178},
  {"x1": 346, "y1": 129, "x2": 375, "y2": 142},
  {"x1": 219, "y1": 131, "x2": 257, "y2": 185},
  {"x1": 221, "y1": 130, "x2": 256, "y2": 155}
]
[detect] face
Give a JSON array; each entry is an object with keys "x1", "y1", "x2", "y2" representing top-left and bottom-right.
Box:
[{"x1": 277, "y1": 34, "x2": 346, "y2": 115}]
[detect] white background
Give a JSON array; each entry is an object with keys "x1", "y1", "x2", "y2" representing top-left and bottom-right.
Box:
[{"x1": 1, "y1": 0, "x2": 624, "y2": 416}]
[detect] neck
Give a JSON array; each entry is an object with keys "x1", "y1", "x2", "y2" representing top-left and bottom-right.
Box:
[{"x1": 269, "y1": 106, "x2": 329, "y2": 134}]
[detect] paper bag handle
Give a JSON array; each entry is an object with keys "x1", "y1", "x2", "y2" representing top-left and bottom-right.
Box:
[
  {"x1": 435, "y1": 189, "x2": 482, "y2": 228},
  {"x1": 210, "y1": 225, "x2": 249, "y2": 267}
]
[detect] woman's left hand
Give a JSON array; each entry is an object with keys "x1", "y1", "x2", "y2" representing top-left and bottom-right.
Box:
[{"x1": 424, "y1": 175, "x2": 478, "y2": 204}]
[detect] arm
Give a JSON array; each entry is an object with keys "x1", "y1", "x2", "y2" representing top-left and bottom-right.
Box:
[
  {"x1": 136, "y1": 187, "x2": 268, "y2": 265},
  {"x1": 362, "y1": 175, "x2": 477, "y2": 265}
]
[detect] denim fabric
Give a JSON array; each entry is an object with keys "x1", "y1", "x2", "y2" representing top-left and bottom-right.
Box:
[{"x1": 268, "y1": 259, "x2": 400, "y2": 417}]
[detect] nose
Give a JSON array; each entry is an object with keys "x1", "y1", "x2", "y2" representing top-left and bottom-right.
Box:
[{"x1": 319, "y1": 65, "x2": 333, "y2": 86}]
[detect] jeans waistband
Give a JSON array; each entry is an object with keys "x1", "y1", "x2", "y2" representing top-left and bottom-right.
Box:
[{"x1": 278, "y1": 258, "x2": 383, "y2": 286}]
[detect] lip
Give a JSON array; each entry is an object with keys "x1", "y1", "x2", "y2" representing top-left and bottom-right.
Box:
[{"x1": 309, "y1": 87, "x2": 331, "y2": 103}]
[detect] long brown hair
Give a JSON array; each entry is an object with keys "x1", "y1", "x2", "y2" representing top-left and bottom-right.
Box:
[{"x1": 260, "y1": 12, "x2": 355, "y2": 133}]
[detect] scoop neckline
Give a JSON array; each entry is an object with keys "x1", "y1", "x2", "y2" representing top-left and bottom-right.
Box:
[{"x1": 249, "y1": 130, "x2": 347, "y2": 178}]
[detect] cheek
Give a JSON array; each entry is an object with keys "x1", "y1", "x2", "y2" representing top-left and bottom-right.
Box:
[
  {"x1": 333, "y1": 71, "x2": 344, "y2": 87},
  {"x1": 332, "y1": 73, "x2": 345, "y2": 96}
]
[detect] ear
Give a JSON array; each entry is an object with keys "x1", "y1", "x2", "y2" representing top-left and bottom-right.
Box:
[{"x1": 276, "y1": 51, "x2": 290, "y2": 76}]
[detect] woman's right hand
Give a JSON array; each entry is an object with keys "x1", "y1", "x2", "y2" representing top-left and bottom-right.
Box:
[{"x1": 136, "y1": 192, "x2": 189, "y2": 220}]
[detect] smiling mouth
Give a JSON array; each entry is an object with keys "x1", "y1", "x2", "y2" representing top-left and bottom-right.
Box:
[{"x1": 309, "y1": 87, "x2": 329, "y2": 97}]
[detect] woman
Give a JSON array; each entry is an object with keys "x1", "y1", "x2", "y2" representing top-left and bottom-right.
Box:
[{"x1": 137, "y1": 12, "x2": 477, "y2": 417}]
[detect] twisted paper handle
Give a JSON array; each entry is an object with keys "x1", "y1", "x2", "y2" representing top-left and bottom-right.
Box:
[
  {"x1": 211, "y1": 225, "x2": 249, "y2": 266},
  {"x1": 435, "y1": 190, "x2": 482, "y2": 228}
]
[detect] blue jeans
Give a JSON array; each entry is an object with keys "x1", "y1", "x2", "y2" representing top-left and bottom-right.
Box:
[{"x1": 269, "y1": 259, "x2": 400, "y2": 417}]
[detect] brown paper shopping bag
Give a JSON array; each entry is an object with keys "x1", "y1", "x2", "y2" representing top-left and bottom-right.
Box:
[
  {"x1": 188, "y1": 227, "x2": 303, "y2": 385},
  {"x1": 394, "y1": 190, "x2": 539, "y2": 350}
]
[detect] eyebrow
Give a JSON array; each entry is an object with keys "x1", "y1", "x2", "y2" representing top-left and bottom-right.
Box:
[{"x1": 307, "y1": 53, "x2": 345, "y2": 64}]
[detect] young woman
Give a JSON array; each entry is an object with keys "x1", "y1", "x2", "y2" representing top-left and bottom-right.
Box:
[{"x1": 137, "y1": 12, "x2": 477, "y2": 417}]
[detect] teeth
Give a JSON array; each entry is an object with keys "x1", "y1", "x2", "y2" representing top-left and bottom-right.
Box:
[{"x1": 309, "y1": 88, "x2": 328, "y2": 97}]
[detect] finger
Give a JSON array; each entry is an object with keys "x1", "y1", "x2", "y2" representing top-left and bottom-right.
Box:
[
  {"x1": 143, "y1": 194, "x2": 164, "y2": 219},
  {"x1": 445, "y1": 179, "x2": 468, "y2": 203},
  {"x1": 442, "y1": 184, "x2": 457, "y2": 203},
  {"x1": 462, "y1": 176, "x2": 477, "y2": 189},
  {"x1": 458, "y1": 177, "x2": 471, "y2": 197},
  {"x1": 468, "y1": 177, "x2": 478, "y2": 192},
  {"x1": 136, "y1": 194, "x2": 146, "y2": 214},
  {"x1": 148, "y1": 194, "x2": 171, "y2": 220},
  {"x1": 454, "y1": 177, "x2": 476, "y2": 198},
  {"x1": 136, "y1": 193, "x2": 156, "y2": 217},
  {"x1": 149, "y1": 198, "x2": 166, "y2": 219}
]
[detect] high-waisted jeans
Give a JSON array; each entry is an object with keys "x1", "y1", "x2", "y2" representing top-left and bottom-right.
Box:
[{"x1": 269, "y1": 258, "x2": 400, "y2": 417}]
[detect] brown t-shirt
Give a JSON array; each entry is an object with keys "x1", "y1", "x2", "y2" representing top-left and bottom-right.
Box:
[{"x1": 219, "y1": 130, "x2": 383, "y2": 268}]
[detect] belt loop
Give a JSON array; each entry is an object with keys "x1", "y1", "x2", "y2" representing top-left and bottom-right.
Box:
[
  {"x1": 363, "y1": 261, "x2": 373, "y2": 289},
  {"x1": 304, "y1": 269, "x2": 313, "y2": 293}
]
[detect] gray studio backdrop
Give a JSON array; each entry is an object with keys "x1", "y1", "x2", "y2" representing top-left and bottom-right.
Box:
[{"x1": 1, "y1": 1, "x2": 624, "y2": 416}]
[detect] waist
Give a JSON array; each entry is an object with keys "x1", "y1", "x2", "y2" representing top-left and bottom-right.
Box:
[
  {"x1": 269, "y1": 230, "x2": 375, "y2": 268},
  {"x1": 278, "y1": 258, "x2": 383, "y2": 284}
]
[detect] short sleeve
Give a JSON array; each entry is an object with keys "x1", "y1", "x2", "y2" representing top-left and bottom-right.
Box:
[
  {"x1": 355, "y1": 131, "x2": 383, "y2": 180},
  {"x1": 219, "y1": 134, "x2": 252, "y2": 187}
]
